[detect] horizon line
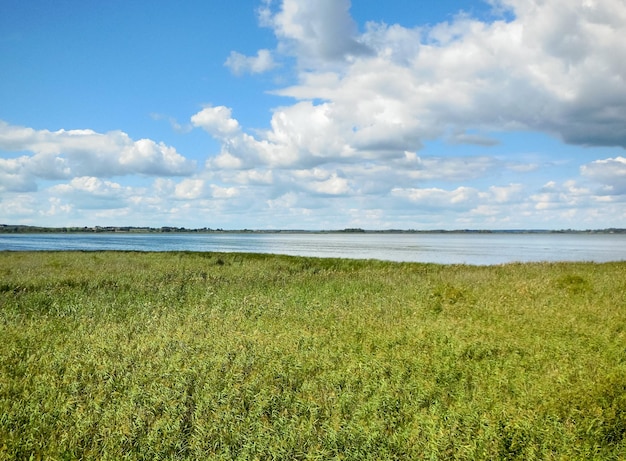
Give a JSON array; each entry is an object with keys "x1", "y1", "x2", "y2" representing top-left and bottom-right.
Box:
[{"x1": 2, "y1": 224, "x2": 625, "y2": 234}]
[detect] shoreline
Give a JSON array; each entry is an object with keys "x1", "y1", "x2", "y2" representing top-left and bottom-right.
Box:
[{"x1": 2, "y1": 224, "x2": 625, "y2": 234}]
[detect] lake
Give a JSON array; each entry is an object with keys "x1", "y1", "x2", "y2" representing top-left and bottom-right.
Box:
[{"x1": 1, "y1": 232, "x2": 625, "y2": 265}]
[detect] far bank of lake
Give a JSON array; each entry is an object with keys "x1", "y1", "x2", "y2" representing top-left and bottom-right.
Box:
[{"x1": 1, "y1": 232, "x2": 625, "y2": 265}]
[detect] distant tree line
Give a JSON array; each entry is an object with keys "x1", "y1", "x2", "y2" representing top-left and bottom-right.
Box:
[
  {"x1": 0, "y1": 225, "x2": 219, "y2": 234},
  {"x1": 1, "y1": 224, "x2": 625, "y2": 234}
]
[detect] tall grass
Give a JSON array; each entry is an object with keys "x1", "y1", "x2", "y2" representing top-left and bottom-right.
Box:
[{"x1": 1, "y1": 251, "x2": 625, "y2": 459}]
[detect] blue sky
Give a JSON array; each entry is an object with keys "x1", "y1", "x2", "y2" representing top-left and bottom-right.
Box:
[{"x1": 1, "y1": 0, "x2": 625, "y2": 230}]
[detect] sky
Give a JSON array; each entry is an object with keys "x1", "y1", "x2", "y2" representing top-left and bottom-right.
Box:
[{"x1": 1, "y1": 0, "x2": 625, "y2": 230}]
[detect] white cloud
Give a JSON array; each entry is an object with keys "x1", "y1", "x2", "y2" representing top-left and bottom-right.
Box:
[
  {"x1": 581, "y1": 156, "x2": 626, "y2": 193},
  {"x1": 172, "y1": 179, "x2": 240, "y2": 200},
  {"x1": 290, "y1": 168, "x2": 351, "y2": 195},
  {"x1": 0, "y1": 194, "x2": 40, "y2": 219},
  {"x1": 261, "y1": 0, "x2": 372, "y2": 65},
  {"x1": 218, "y1": 169, "x2": 274, "y2": 185},
  {"x1": 225, "y1": 49, "x2": 276, "y2": 75},
  {"x1": 187, "y1": 2, "x2": 625, "y2": 229},
  {"x1": 191, "y1": 106, "x2": 241, "y2": 139},
  {"x1": 402, "y1": 155, "x2": 499, "y2": 182},
  {"x1": 489, "y1": 183, "x2": 525, "y2": 203},
  {"x1": 175, "y1": 179, "x2": 206, "y2": 200},
  {"x1": 530, "y1": 180, "x2": 593, "y2": 210},
  {"x1": 0, "y1": 121, "x2": 195, "y2": 192},
  {"x1": 118, "y1": 139, "x2": 193, "y2": 175},
  {"x1": 180, "y1": 0, "x2": 626, "y2": 230},
  {"x1": 267, "y1": 192, "x2": 298, "y2": 210},
  {"x1": 210, "y1": 152, "x2": 244, "y2": 170},
  {"x1": 4, "y1": 0, "x2": 626, "y2": 230},
  {"x1": 210, "y1": 184, "x2": 239, "y2": 199},
  {"x1": 0, "y1": 157, "x2": 39, "y2": 192},
  {"x1": 250, "y1": 0, "x2": 626, "y2": 155},
  {"x1": 49, "y1": 177, "x2": 135, "y2": 209},
  {"x1": 308, "y1": 174, "x2": 350, "y2": 195},
  {"x1": 194, "y1": 102, "x2": 354, "y2": 169},
  {"x1": 390, "y1": 183, "x2": 529, "y2": 217},
  {"x1": 392, "y1": 186, "x2": 480, "y2": 210}
]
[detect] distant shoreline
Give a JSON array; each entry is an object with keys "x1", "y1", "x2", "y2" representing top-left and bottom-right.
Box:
[{"x1": 1, "y1": 224, "x2": 625, "y2": 234}]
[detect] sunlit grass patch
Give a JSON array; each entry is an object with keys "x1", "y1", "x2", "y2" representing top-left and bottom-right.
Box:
[{"x1": 1, "y1": 251, "x2": 625, "y2": 459}]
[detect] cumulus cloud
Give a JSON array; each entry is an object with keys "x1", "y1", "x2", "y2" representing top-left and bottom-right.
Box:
[
  {"x1": 530, "y1": 180, "x2": 593, "y2": 211},
  {"x1": 49, "y1": 177, "x2": 135, "y2": 209},
  {"x1": 0, "y1": 157, "x2": 39, "y2": 192},
  {"x1": 401, "y1": 155, "x2": 500, "y2": 182},
  {"x1": 489, "y1": 183, "x2": 525, "y2": 203},
  {"x1": 191, "y1": 106, "x2": 241, "y2": 139},
  {"x1": 289, "y1": 168, "x2": 351, "y2": 196},
  {"x1": 176, "y1": 0, "x2": 626, "y2": 228},
  {"x1": 174, "y1": 179, "x2": 207, "y2": 200},
  {"x1": 242, "y1": 0, "x2": 626, "y2": 160},
  {"x1": 0, "y1": 121, "x2": 195, "y2": 191},
  {"x1": 5, "y1": 0, "x2": 625, "y2": 229},
  {"x1": 193, "y1": 103, "x2": 350, "y2": 169},
  {"x1": 259, "y1": 0, "x2": 372, "y2": 65},
  {"x1": 210, "y1": 184, "x2": 240, "y2": 199},
  {"x1": 581, "y1": 156, "x2": 626, "y2": 193},
  {"x1": 225, "y1": 49, "x2": 277, "y2": 75},
  {"x1": 182, "y1": 0, "x2": 626, "y2": 231},
  {"x1": 217, "y1": 168, "x2": 274, "y2": 185},
  {"x1": 392, "y1": 186, "x2": 481, "y2": 210}
]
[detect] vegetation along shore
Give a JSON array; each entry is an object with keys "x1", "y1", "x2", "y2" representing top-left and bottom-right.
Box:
[
  {"x1": 1, "y1": 223, "x2": 626, "y2": 234},
  {"x1": 1, "y1": 251, "x2": 625, "y2": 459}
]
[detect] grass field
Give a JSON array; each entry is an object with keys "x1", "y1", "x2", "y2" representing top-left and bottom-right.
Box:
[{"x1": 1, "y1": 251, "x2": 625, "y2": 460}]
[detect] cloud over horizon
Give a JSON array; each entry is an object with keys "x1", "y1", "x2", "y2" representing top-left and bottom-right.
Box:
[
  {"x1": 235, "y1": 0, "x2": 626, "y2": 154},
  {"x1": 0, "y1": 121, "x2": 195, "y2": 192},
  {"x1": 1, "y1": 0, "x2": 625, "y2": 229}
]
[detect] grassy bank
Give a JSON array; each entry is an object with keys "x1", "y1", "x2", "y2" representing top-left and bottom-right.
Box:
[{"x1": 1, "y1": 251, "x2": 625, "y2": 460}]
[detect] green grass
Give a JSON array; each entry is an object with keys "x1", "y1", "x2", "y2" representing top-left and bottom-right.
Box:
[{"x1": 1, "y1": 251, "x2": 625, "y2": 460}]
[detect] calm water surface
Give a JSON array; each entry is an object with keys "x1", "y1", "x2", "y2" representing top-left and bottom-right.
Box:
[{"x1": 1, "y1": 232, "x2": 625, "y2": 265}]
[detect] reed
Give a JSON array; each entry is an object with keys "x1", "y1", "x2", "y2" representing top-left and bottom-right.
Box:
[{"x1": 1, "y1": 251, "x2": 625, "y2": 459}]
